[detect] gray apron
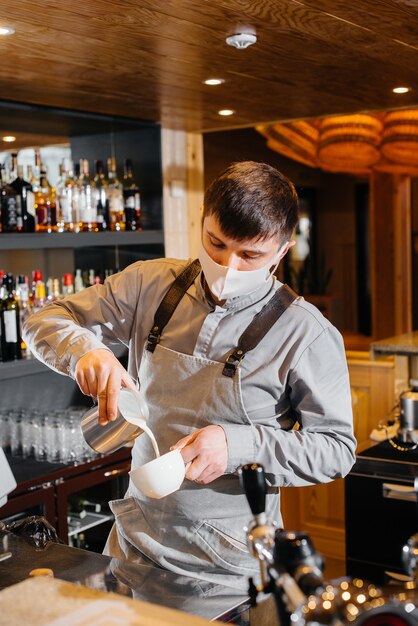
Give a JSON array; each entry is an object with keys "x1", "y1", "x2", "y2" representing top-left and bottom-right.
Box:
[{"x1": 106, "y1": 265, "x2": 296, "y2": 591}]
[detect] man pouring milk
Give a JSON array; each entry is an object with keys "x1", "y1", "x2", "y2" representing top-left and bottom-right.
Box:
[{"x1": 24, "y1": 161, "x2": 355, "y2": 591}]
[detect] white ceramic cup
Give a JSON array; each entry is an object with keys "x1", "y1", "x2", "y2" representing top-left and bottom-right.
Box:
[{"x1": 129, "y1": 449, "x2": 187, "y2": 499}]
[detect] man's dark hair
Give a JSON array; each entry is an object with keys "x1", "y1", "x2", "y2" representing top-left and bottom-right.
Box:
[{"x1": 203, "y1": 161, "x2": 299, "y2": 244}]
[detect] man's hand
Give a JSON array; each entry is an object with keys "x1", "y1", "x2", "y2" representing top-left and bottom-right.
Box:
[
  {"x1": 171, "y1": 425, "x2": 228, "y2": 484},
  {"x1": 75, "y1": 349, "x2": 137, "y2": 425}
]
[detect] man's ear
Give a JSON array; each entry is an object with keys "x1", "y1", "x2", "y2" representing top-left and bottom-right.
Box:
[{"x1": 279, "y1": 240, "x2": 296, "y2": 258}]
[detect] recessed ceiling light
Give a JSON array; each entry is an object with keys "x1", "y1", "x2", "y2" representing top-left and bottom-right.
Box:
[
  {"x1": 2, "y1": 136, "x2": 16, "y2": 143},
  {"x1": 218, "y1": 109, "x2": 235, "y2": 116},
  {"x1": 203, "y1": 78, "x2": 225, "y2": 86},
  {"x1": 393, "y1": 86, "x2": 410, "y2": 94},
  {"x1": 0, "y1": 27, "x2": 15, "y2": 36}
]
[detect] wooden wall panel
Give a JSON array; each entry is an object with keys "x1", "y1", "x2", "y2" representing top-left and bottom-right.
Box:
[{"x1": 369, "y1": 173, "x2": 412, "y2": 340}]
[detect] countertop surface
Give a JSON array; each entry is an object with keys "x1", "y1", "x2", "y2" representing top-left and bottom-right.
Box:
[
  {"x1": 0, "y1": 576, "x2": 221, "y2": 626},
  {"x1": 0, "y1": 531, "x2": 250, "y2": 622},
  {"x1": 371, "y1": 331, "x2": 418, "y2": 356},
  {"x1": 352, "y1": 440, "x2": 418, "y2": 480},
  {"x1": 5, "y1": 448, "x2": 132, "y2": 496}
]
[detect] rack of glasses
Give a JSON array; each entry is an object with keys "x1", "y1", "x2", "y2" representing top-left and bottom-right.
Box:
[{"x1": 0, "y1": 407, "x2": 98, "y2": 464}]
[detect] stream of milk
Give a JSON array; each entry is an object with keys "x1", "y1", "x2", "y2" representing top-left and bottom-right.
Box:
[
  {"x1": 134, "y1": 420, "x2": 160, "y2": 458},
  {"x1": 118, "y1": 389, "x2": 160, "y2": 458}
]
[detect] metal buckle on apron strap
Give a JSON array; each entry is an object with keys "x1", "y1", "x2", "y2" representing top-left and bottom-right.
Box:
[
  {"x1": 221, "y1": 285, "x2": 298, "y2": 379},
  {"x1": 146, "y1": 259, "x2": 202, "y2": 354},
  {"x1": 222, "y1": 348, "x2": 245, "y2": 378},
  {"x1": 146, "y1": 325, "x2": 161, "y2": 353}
]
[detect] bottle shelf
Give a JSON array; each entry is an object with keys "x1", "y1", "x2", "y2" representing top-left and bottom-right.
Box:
[
  {"x1": 0, "y1": 357, "x2": 48, "y2": 380},
  {"x1": 0, "y1": 229, "x2": 164, "y2": 250},
  {"x1": 67, "y1": 511, "x2": 113, "y2": 537}
]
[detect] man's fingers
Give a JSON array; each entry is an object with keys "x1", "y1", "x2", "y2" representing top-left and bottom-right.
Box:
[
  {"x1": 105, "y1": 371, "x2": 124, "y2": 422},
  {"x1": 171, "y1": 430, "x2": 201, "y2": 452},
  {"x1": 96, "y1": 370, "x2": 124, "y2": 424},
  {"x1": 194, "y1": 469, "x2": 221, "y2": 485},
  {"x1": 185, "y1": 455, "x2": 208, "y2": 481},
  {"x1": 74, "y1": 350, "x2": 137, "y2": 426},
  {"x1": 76, "y1": 370, "x2": 89, "y2": 396},
  {"x1": 97, "y1": 393, "x2": 108, "y2": 425},
  {"x1": 84, "y1": 369, "x2": 98, "y2": 399}
]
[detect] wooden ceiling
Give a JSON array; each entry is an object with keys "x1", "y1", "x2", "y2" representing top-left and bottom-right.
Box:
[{"x1": 1, "y1": 1, "x2": 418, "y2": 133}]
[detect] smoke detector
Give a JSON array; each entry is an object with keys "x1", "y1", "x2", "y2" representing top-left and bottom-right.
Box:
[{"x1": 225, "y1": 33, "x2": 257, "y2": 49}]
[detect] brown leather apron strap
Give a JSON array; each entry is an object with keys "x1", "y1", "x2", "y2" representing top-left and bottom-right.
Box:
[
  {"x1": 222, "y1": 284, "x2": 298, "y2": 378},
  {"x1": 146, "y1": 259, "x2": 201, "y2": 352}
]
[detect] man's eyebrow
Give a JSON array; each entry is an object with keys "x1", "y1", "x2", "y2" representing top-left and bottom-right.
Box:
[
  {"x1": 207, "y1": 230, "x2": 265, "y2": 254},
  {"x1": 207, "y1": 230, "x2": 224, "y2": 242},
  {"x1": 242, "y1": 248, "x2": 265, "y2": 255}
]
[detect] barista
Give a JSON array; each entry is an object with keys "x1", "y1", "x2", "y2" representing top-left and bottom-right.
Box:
[{"x1": 23, "y1": 161, "x2": 356, "y2": 590}]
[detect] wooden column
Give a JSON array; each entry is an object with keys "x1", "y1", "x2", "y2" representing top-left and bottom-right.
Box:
[
  {"x1": 369, "y1": 172, "x2": 412, "y2": 340},
  {"x1": 161, "y1": 129, "x2": 204, "y2": 259},
  {"x1": 394, "y1": 176, "x2": 413, "y2": 335}
]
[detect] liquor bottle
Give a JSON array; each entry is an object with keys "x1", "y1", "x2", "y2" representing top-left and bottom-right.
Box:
[
  {"x1": 74, "y1": 269, "x2": 84, "y2": 292},
  {"x1": 72, "y1": 162, "x2": 81, "y2": 232},
  {"x1": 93, "y1": 160, "x2": 109, "y2": 231},
  {"x1": 107, "y1": 158, "x2": 125, "y2": 231},
  {"x1": 46, "y1": 277, "x2": 61, "y2": 301},
  {"x1": 30, "y1": 150, "x2": 41, "y2": 195},
  {"x1": 104, "y1": 269, "x2": 114, "y2": 280},
  {"x1": 28, "y1": 161, "x2": 40, "y2": 196},
  {"x1": 55, "y1": 163, "x2": 65, "y2": 231},
  {"x1": 16, "y1": 275, "x2": 31, "y2": 358},
  {"x1": 10, "y1": 165, "x2": 36, "y2": 233},
  {"x1": 56, "y1": 159, "x2": 77, "y2": 232},
  {"x1": 7, "y1": 153, "x2": 18, "y2": 184},
  {"x1": 32, "y1": 280, "x2": 47, "y2": 312},
  {"x1": 34, "y1": 148, "x2": 41, "y2": 172},
  {"x1": 123, "y1": 159, "x2": 141, "y2": 231},
  {"x1": 0, "y1": 167, "x2": 19, "y2": 233},
  {"x1": 0, "y1": 272, "x2": 4, "y2": 362},
  {"x1": 62, "y1": 273, "x2": 74, "y2": 297},
  {"x1": 0, "y1": 271, "x2": 6, "y2": 297},
  {"x1": 29, "y1": 269, "x2": 43, "y2": 310},
  {"x1": 79, "y1": 159, "x2": 98, "y2": 232},
  {"x1": 87, "y1": 269, "x2": 101, "y2": 286},
  {"x1": 35, "y1": 164, "x2": 57, "y2": 233},
  {"x1": 1, "y1": 273, "x2": 22, "y2": 361}
]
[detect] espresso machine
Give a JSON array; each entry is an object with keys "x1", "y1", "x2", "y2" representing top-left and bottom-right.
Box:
[
  {"x1": 398, "y1": 355, "x2": 418, "y2": 446},
  {"x1": 239, "y1": 463, "x2": 418, "y2": 626},
  {"x1": 371, "y1": 337, "x2": 418, "y2": 448}
]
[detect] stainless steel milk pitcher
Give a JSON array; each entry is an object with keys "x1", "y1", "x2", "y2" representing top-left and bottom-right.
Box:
[{"x1": 81, "y1": 388, "x2": 149, "y2": 455}]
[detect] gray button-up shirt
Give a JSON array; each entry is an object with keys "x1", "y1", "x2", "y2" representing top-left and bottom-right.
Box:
[{"x1": 23, "y1": 258, "x2": 356, "y2": 487}]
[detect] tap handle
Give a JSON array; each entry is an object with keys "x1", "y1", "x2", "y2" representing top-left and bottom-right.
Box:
[{"x1": 239, "y1": 463, "x2": 267, "y2": 516}]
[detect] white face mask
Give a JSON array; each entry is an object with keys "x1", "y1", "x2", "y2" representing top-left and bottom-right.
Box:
[{"x1": 198, "y1": 242, "x2": 287, "y2": 300}]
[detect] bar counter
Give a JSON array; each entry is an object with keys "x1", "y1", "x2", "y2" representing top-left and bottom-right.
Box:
[{"x1": 0, "y1": 530, "x2": 251, "y2": 623}]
